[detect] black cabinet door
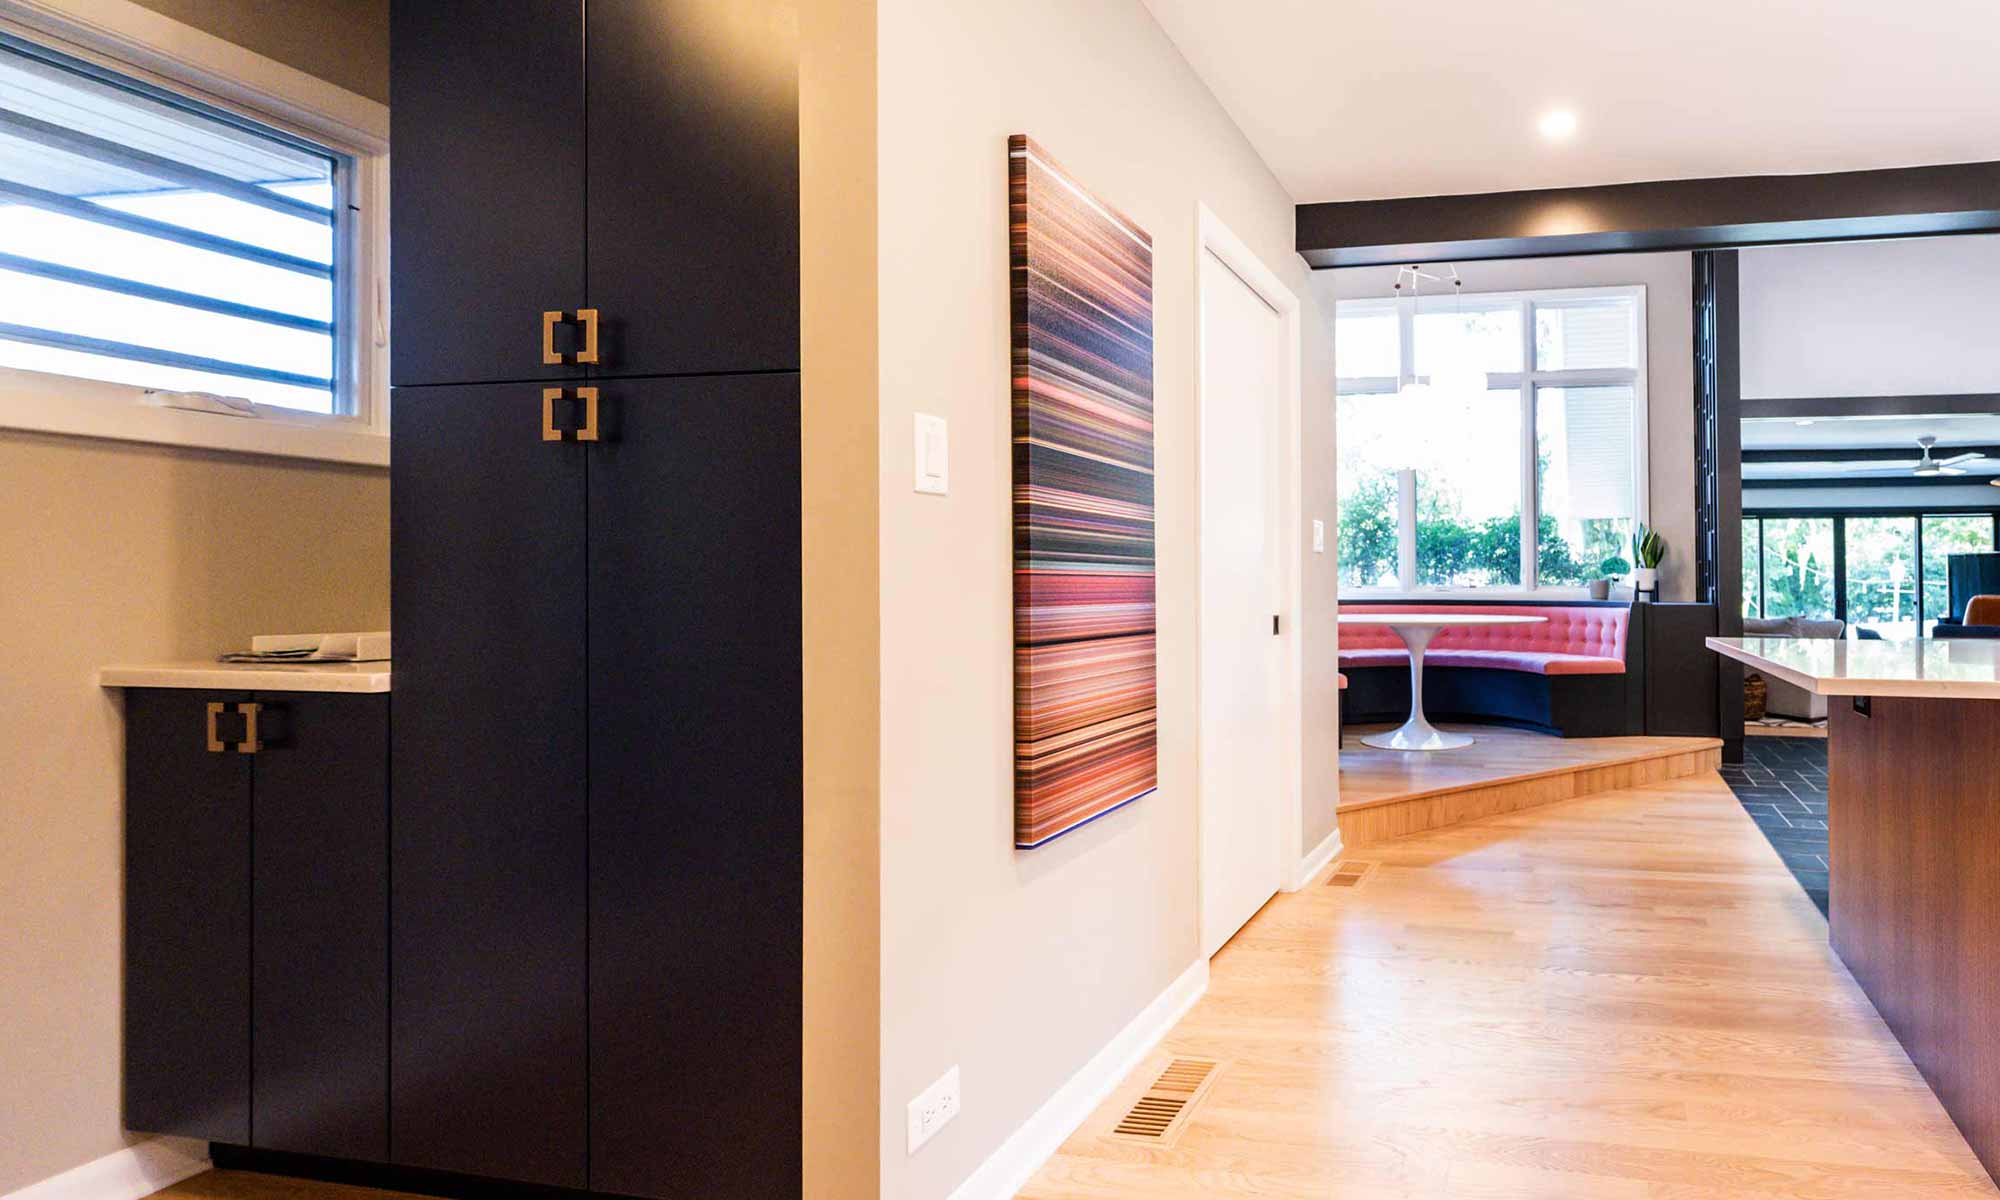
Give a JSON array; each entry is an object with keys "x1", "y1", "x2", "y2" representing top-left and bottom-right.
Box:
[
  {"x1": 390, "y1": 1, "x2": 585, "y2": 387},
  {"x1": 125, "y1": 689, "x2": 252, "y2": 1142},
  {"x1": 391, "y1": 383, "x2": 589, "y2": 1187},
  {"x1": 252, "y1": 693, "x2": 389, "y2": 1160},
  {"x1": 585, "y1": 0, "x2": 799, "y2": 378},
  {"x1": 586, "y1": 373, "x2": 801, "y2": 1197}
]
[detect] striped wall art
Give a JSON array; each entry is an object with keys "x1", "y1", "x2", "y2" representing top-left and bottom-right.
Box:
[{"x1": 1009, "y1": 135, "x2": 1157, "y2": 848}]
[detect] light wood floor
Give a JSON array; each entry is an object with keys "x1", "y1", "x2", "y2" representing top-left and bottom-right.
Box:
[
  {"x1": 1020, "y1": 773, "x2": 1999, "y2": 1198},
  {"x1": 1338, "y1": 725, "x2": 1722, "y2": 846},
  {"x1": 153, "y1": 1172, "x2": 423, "y2": 1200}
]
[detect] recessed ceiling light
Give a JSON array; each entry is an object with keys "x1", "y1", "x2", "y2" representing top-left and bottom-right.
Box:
[{"x1": 1538, "y1": 109, "x2": 1578, "y2": 140}]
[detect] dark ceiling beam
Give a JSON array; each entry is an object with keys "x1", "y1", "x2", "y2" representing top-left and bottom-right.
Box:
[
  {"x1": 1296, "y1": 161, "x2": 2000, "y2": 269},
  {"x1": 1744, "y1": 446, "x2": 2000, "y2": 464},
  {"x1": 1740, "y1": 393, "x2": 2000, "y2": 419},
  {"x1": 1743, "y1": 473, "x2": 2000, "y2": 490}
]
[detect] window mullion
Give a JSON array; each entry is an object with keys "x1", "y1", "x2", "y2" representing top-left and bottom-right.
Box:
[{"x1": 1520, "y1": 300, "x2": 1537, "y2": 590}]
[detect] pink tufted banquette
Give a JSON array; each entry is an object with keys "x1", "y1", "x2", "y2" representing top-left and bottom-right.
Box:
[{"x1": 1338, "y1": 603, "x2": 1630, "y2": 676}]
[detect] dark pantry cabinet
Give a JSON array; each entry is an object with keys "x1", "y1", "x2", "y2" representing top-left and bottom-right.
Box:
[
  {"x1": 388, "y1": 0, "x2": 803, "y2": 1196},
  {"x1": 124, "y1": 689, "x2": 389, "y2": 1159},
  {"x1": 390, "y1": 0, "x2": 800, "y2": 388}
]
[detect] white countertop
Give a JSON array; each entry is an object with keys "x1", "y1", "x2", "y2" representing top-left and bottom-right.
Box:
[
  {"x1": 1706, "y1": 637, "x2": 2000, "y2": 700},
  {"x1": 99, "y1": 660, "x2": 392, "y2": 694}
]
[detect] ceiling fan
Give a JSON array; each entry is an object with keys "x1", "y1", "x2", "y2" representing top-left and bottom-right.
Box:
[{"x1": 1914, "y1": 436, "x2": 1985, "y2": 477}]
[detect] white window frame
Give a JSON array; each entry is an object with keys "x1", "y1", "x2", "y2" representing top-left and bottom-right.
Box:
[
  {"x1": 0, "y1": 0, "x2": 388, "y2": 466},
  {"x1": 1337, "y1": 283, "x2": 1649, "y2": 598}
]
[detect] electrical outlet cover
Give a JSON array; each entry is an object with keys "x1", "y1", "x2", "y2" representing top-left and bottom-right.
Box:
[{"x1": 907, "y1": 1065, "x2": 961, "y2": 1154}]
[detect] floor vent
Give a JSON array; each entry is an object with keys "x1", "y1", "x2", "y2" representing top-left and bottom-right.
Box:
[
  {"x1": 1327, "y1": 860, "x2": 1376, "y2": 888},
  {"x1": 1108, "y1": 1056, "x2": 1221, "y2": 1145}
]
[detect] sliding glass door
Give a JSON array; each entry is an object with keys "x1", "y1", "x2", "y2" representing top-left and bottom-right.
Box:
[
  {"x1": 1742, "y1": 511, "x2": 1998, "y2": 633},
  {"x1": 1923, "y1": 514, "x2": 1998, "y2": 632},
  {"x1": 1753, "y1": 517, "x2": 1835, "y2": 620},
  {"x1": 1845, "y1": 517, "x2": 1917, "y2": 638}
]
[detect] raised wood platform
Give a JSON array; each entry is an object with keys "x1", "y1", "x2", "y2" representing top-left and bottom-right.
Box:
[{"x1": 1339, "y1": 725, "x2": 1723, "y2": 846}]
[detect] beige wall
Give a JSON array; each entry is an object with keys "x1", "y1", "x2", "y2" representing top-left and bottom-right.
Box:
[
  {"x1": 874, "y1": 0, "x2": 1337, "y2": 1194},
  {"x1": 128, "y1": 0, "x2": 389, "y2": 103},
  {"x1": 1, "y1": 6, "x2": 390, "y2": 1193},
  {"x1": 1325, "y1": 252, "x2": 1698, "y2": 602},
  {"x1": 799, "y1": 0, "x2": 881, "y2": 1194},
  {"x1": 0, "y1": 431, "x2": 388, "y2": 1194}
]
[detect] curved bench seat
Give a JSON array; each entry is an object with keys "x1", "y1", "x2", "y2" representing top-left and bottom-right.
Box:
[
  {"x1": 1339, "y1": 602, "x2": 1639, "y2": 737},
  {"x1": 1337, "y1": 648, "x2": 1626, "y2": 676}
]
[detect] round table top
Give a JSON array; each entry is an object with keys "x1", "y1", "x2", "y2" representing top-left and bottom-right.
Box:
[{"x1": 1337, "y1": 612, "x2": 1548, "y2": 627}]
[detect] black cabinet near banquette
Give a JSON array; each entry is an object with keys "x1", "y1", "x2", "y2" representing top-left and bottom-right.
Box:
[
  {"x1": 390, "y1": 0, "x2": 799, "y2": 388},
  {"x1": 387, "y1": 1, "x2": 803, "y2": 1196},
  {"x1": 124, "y1": 688, "x2": 389, "y2": 1160}
]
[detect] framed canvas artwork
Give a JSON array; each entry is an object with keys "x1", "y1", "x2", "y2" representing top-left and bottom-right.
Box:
[{"x1": 1008, "y1": 135, "x2": 1157, "y2": 848}]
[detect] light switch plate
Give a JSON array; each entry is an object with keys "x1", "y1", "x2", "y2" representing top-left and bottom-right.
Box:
[
  {"x1": 1313, "y1": 519, "x2": 1325, "y2": 553},
  {"x1": 914, "y1": 412, "x2": 948, "y2": 495}
]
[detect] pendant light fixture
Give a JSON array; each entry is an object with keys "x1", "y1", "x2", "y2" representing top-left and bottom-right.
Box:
[{"x1": 1394, "y1": 263, "x2": 1486, "y2": 401}]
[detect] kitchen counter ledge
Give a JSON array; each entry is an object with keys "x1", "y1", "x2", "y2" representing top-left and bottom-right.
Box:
[{"x1": 99, "y1": 660, "x2": 391, "y2": 693}]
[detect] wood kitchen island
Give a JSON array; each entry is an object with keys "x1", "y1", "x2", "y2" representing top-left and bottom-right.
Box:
[{"x1": 1710, "y1": 635, "x2": 2000, "y2": 1182}]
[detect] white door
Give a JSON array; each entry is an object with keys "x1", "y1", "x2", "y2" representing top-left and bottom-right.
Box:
[{"x1": 1198, "y1": 246, "x2": 1287, "y2": 958}]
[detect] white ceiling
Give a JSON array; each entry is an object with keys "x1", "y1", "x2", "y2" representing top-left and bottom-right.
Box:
[
  {"x1": 1742, "y1": 415, "x2": 2000, "y2": 482},
  {"x1": 1742, "y1": 414, "x2": 2000, "y2": 451},
  {"x1": 1140, "y1": 0, "x2": 2000, "y2": 203}
]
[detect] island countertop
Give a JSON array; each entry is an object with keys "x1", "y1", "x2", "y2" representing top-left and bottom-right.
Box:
[
  {"x1": 99, "y1": 660, "x2": 392, "y2": 693},
  {"x1": 1706, "y1": 636, "x2": 2000, "y2": 700}
]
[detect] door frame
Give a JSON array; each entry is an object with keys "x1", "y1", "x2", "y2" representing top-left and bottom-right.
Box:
[{"x1": 1193, "y1": 203, "x2": 1306, "y2": 957}]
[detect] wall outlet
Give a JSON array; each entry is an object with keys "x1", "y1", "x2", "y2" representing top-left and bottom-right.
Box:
[
  {"x1": 1313, "y1": 519, "x2": 1325, "y2": 553},
  {"x1": 906, "y1": 1065, "x2": 961, "y2": 1154}
]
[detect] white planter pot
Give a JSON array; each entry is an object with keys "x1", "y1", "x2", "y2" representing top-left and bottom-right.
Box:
[{"x1": 1633, "y1": 567, "x2": 1658, "y2": 591}]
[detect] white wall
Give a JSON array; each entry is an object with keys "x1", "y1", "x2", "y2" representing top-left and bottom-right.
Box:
[
  {"x1": 1741, "y1": 235, "x2": 2000, "y2": 399},
  {"x1": 872, "y1": 0, "x2": 1337, "y2": 1194},
  {"x1": 1323, "y1": 252, "x2": 1697, "y2": 602}
]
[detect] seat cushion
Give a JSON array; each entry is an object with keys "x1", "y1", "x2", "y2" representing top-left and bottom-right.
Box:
[
  {"x1": 1341, "y1": 603, "x2": 1629, "y2": 663},
  {"x1": 1337, "y1": 648, "x2": 1626, "y2": 676}
]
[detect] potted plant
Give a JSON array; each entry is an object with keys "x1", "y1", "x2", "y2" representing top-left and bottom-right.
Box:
[
  {"x1": 1590, "y1": 554, "x2": 1631, "y2": 600},
  {"x1": 1632, "y1": 525, "x2": 1667, "y2": 593}
]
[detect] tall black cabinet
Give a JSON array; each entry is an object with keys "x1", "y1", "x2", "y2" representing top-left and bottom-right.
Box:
[{"x1": 389, "y1": 2, "x2": 801, "y2": 1196}]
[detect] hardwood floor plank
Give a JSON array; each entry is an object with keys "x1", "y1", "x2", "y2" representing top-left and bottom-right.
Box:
[{"x1": 1020, "y1": 774, "x2": 1999, "y2": 1199}]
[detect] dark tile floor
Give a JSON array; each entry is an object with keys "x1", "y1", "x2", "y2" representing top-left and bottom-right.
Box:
[{"x1": 1719, "y1": 736, "x2": 1830, "y2": 916}]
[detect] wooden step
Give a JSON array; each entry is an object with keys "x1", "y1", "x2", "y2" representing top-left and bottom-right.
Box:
[{"x1": 1338, "y1": 728, "x2": 1724, "y2": 846}]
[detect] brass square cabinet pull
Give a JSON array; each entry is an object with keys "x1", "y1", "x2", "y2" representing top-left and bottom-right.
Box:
[
  {"x1": 540, "y1": 309, "x2": 601, "y2": 365},
  {"x1": 541, "y1": 310, "x2": 563, "y2": 364},
  {"x1": 204, "y1": 701, "x2": 263, "y2": 753},
  {"x1": 541, "y1": 387, "x2": 601, "y2": 443},
  {"x1": 236, "y1": 702, "x2": 262, "y2": 754},
  {"x1": 543, "y1": 387, "x2": 565, "y2": 441}
]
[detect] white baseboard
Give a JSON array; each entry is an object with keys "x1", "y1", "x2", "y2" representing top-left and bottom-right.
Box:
[
  {"x1": 946, "y1": 957, "x2": 1210, "y2": 1200},
  {"x1": 2, "y1": 1137, "x2": 208, "y2": 1200},
  {"x1": 1288, "y1": 825, "x2": 1343, "y2": 891}
]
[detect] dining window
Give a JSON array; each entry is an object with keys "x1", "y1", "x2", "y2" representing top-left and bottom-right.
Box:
[{"x1": 1336, "y1": 285, "x2": 1646, "y2": 594}]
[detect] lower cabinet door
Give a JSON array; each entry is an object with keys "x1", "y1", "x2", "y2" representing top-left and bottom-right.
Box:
[
  {"x1": 252, "y1": 693, "x2": 389, "y2": 1159},
  {"x1": 586, "y1": 372, "x2": 802, "y2": 1197},
  {"x1": 125, "y1": 689, "x2": 253, "y2": 1141},
  {"x1": 391, "y1": 382, "x2": 590, "y2": 1186}
]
